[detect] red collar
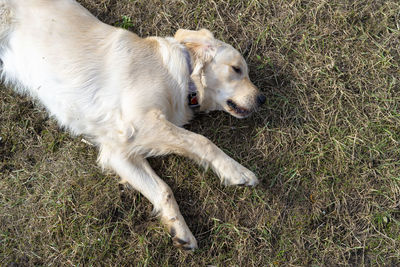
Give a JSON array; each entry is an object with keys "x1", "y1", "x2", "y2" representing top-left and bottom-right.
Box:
[{"x1": 188, "y1": 92, "x2": 199, "y2": 108}]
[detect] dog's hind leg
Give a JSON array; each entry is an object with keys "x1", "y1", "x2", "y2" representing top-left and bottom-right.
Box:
[{"x1": 99, "y1": 148, "x2": 198, "y2": 250}]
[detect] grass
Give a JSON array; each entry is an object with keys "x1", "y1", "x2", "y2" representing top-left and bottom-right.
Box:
[{"x1": 1, "y1": 0, "x2": 399, "y2": 265}]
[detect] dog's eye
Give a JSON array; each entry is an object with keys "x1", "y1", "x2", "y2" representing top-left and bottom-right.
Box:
[{"x1": 232, "y1": 66, "x2": 242, "y2": 74}]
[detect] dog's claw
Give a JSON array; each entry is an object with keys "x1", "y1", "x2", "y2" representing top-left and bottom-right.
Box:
[
  {"x1": 172, "y1": 236, "x2": 197, "y2": 251},
  {"x1": 218, "y1": 160, "x2": 259, "y2": 187},
  {"x1": 246, "y1": 177, "x2": 259, "y2": 187},
  {"x1": 167, "y1": 222, "x2": 198, "y2": 250},
  {"x1": 174, "y1": 237, "x2": 188, "y2": 245}
]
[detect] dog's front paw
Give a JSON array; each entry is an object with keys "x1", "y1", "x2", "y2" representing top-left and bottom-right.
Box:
[{"x1": 215, "y1": 158, "x2": 259, "y2": 187}]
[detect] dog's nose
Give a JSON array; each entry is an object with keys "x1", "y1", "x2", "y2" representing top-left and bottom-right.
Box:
[{"x1": 256, "y1": 94, "x2": 266, "y2": 106}]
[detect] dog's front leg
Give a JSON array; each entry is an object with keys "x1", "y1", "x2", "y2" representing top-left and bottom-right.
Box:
[
  {"x1": 138, "y1": 111, "x2": 259, "y2": 186},
  {"x1": 100, "y1": 150, "x2": 197, "y2": 250}
]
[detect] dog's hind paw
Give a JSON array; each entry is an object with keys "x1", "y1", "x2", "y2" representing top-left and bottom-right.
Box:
[
  {"x1": 166, "y1": 218, "x2": 198, "y2": 251},
  {"x1": 172, "y1": 236, "x2": 197, "y2": 251}
]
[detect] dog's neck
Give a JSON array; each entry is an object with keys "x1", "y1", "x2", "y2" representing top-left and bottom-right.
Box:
[{"x1": 182, "y1": 48, "x2": 200, "y2": 109}]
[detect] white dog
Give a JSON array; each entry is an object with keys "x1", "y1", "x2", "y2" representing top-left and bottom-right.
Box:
[{"x1": 0, "y1": 0, "x2": 265, "y2": 250}]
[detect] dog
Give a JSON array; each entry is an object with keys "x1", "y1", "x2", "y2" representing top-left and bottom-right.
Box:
[{"x1": 0, "y1": 0, "x2": 265, "y2": 250}]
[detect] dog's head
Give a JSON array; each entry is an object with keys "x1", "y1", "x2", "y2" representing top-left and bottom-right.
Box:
[{"x1": 175, "y1": 29, "x2": 265, "y2": 118}]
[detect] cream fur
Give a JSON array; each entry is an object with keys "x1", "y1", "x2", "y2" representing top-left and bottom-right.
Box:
[{"x1": 0, "y1": 0, "x2": 262, "y2": 250}]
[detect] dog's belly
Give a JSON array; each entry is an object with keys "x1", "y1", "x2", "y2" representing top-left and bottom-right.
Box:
[{"x1": 2, "y1": 44, "x2": 72, "y2": 121}]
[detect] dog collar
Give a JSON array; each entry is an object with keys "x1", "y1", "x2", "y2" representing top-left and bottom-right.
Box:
[
  {"x1": 183, "y1": 48, "x2": 200, "y2": 109},
  {"x1": 188, "y1": 91, "x2": 199, "y2": 107}
]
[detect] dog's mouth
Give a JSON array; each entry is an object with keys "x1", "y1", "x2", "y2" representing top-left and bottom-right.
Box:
[{"x1": 226, "y1": 99, "x2": 252, "y2": 118}]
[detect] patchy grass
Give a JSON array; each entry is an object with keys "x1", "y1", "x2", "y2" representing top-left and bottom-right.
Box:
[{"x1": 1, "y1": 0, "x2": 399, "y2": 265}]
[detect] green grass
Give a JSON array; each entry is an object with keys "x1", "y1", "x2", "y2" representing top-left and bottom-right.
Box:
[{"x1": 1, "y1": 0, "x2": 400, "y2": 265}]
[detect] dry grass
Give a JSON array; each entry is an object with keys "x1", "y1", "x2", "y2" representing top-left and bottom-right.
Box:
[{"x1": 1, "y1": 0, "x2": 400, "y2": 266}]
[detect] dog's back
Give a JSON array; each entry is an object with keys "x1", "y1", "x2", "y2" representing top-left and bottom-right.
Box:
[{"x1": 0, "y1": 0, "x2": 193, "y2": 143}]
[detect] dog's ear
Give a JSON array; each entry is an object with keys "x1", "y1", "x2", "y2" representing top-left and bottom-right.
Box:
[{"x1": 174, "y1": 29, "x2": 217, "y2": 63}]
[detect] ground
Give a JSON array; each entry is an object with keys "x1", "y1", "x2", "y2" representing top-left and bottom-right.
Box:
[{"x1": 0, "y1": 0, "x2": 399, "y2": 266}]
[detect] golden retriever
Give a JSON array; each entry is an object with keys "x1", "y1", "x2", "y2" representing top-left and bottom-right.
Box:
[{"x1": 0, "y1": 0, "x2": 265, "y2": 250}]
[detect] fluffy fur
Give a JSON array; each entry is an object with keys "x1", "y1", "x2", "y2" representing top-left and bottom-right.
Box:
[{"x1": 0, "y1": 0, "x2": 265, "y2": 250}]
